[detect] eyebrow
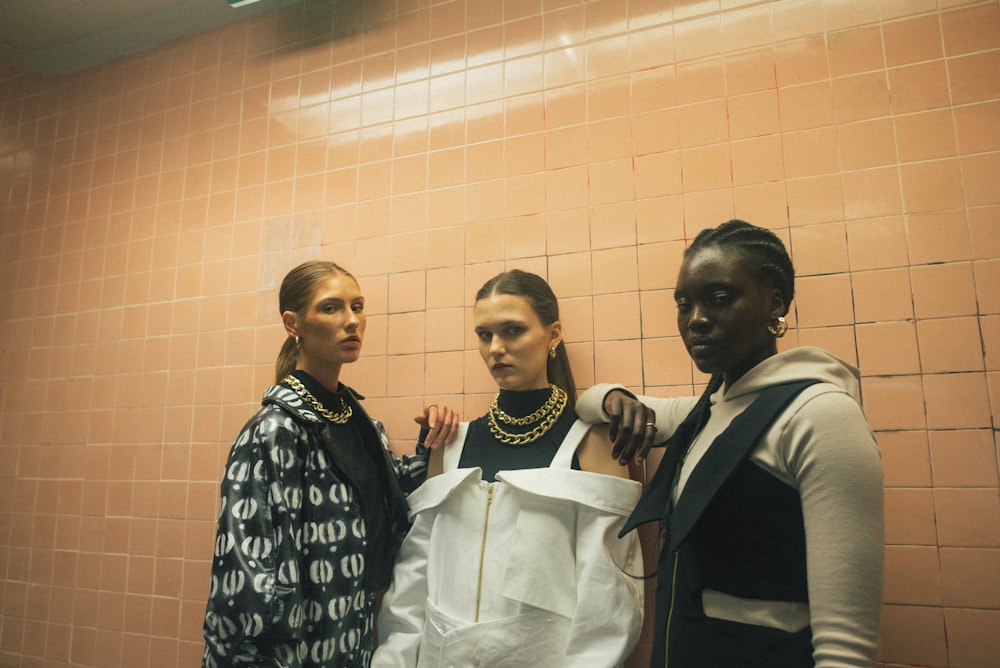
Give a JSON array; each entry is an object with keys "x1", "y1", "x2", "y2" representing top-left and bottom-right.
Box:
[
  {"x1": 476, "y1": 319, "x2": 525, "y2": 330},
  {"x1": 679, "y1": 280, "x2": 737, "y2": 292}
]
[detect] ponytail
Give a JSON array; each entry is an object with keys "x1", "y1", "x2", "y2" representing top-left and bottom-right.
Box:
[
  {"x1": 275, "y1": 336, "x2": 298, "y2": 384},
  {"x1": 547, "y1": 341, "x2": 577, "y2": 409}
]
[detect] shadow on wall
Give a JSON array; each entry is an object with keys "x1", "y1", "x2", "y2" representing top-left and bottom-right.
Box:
[{"x1": 271, "y1": 0, "x2": 390, "y2": 57}]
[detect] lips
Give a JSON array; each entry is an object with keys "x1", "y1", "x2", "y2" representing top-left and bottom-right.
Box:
[{"x1": 686, "y1": 338, "x2": 715, "y2": 356}]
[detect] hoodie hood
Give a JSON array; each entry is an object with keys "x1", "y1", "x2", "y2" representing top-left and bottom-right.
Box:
[{"x1": 722, "y1": 346, "x2": 861, "y2": 401}]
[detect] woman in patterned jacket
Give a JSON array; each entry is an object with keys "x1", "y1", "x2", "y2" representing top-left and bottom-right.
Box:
[{"x1": 202, "y1": 261, "x2": 457, "y2": 668}]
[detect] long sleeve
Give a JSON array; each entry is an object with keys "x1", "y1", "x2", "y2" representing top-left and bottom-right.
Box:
[
  {"x1": 202, "y1": 417, "x2": 303, "y2": 668},
  {"x1": 780, "y1": 391, "x2": 884, "y2": 667},
  {"x1": 391, "y1": 444, "x2": 429, "y2": 495},
  {"x1": 371, "y1": 511, "x2": 432, "y2": 667},
  {"x1": 576, "y1": 382, "x2": 697, "y2": 443}
]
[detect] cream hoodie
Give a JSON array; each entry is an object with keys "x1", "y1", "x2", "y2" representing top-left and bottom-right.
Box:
[{"x1": 576, "y1": 347, "x2": 884, "y2": 668}]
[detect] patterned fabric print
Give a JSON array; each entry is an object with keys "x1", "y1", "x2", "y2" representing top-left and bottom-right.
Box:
[{"x1": 203, "y1": 384, "x2": 417, "y2": 668}]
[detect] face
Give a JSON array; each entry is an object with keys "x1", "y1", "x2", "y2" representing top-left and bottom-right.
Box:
[
  {"x1": 474, "y1": 293, "x2": 561, "y2": 392},
  {"x1": 283, "y1": 273, "x2": 366, "y2": 377},
  {"x1": 674, "y1": 246, "x2": 784, "y2": 388}
]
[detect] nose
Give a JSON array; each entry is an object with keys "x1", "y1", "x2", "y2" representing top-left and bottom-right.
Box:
[
  {"x1": 688, "y1": 304, "x2": 711, "y2": 333},
  {"x1": 344, "y1": 311, "x2": 359, "y2": 331},
  {"x1": 489, "y1": 336, "x2": 504, "y2": 357}
]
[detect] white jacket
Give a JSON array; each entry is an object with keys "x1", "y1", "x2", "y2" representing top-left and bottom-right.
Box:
[{"x1": 373, "y1": 420, "x2": 644, "y2": 668}]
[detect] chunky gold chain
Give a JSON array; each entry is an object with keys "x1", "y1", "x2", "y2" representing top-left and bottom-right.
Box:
[
  {"x1": 486, "y1": 384, "x2": 568, "y2": 446},
  {"x1": 283, "y1": 375, "x2": 353, "y2": 424},
  {"x1": 490, "y1": 384, "x2": 568, "y2": 426}
]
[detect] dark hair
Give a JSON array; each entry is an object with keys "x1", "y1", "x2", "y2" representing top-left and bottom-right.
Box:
[
  {"x1": 275, "y1": 261, "x2": 356, "y2": 382},
  {"x1": 475, "y1": 269, "x2": 577, "y2": 407},
  {"x1": 681, "y1": 218, "x2": 796, "y2": 446},
  {"x1": 685, "y1": 219, "x2": 795, "y2": 315}
]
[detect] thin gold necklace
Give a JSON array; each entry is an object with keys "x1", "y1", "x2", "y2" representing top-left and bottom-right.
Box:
[
  {"x1": 487, "y1": 384, "x2": 568, "y2": 446},
  {"x1": 283, "y1": 375, "x2": 352, "y2": 424}
]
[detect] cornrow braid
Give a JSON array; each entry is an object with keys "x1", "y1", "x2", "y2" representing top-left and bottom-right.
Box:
[
  {"x1": 687, "y1": 219, "x2": 795, "y2": 315},
  {"x1": 689, "y1": 373, "x2": 724, "y2": 438}
]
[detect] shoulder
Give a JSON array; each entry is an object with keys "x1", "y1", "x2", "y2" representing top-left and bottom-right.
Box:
[
  {"x1": 783, "y1": 382, "x2": 869, "y2": 427},
  {"x1": 260, "y1": 383, "x2": 324, "y2": 424},
  {"x1": 233, "y1": 386, "x2": 318, "y2": 449},
  {"x1": 767, "y1": 382, "x2": 880, "y2": 479},
  {"x1": 576, "y1": 424, "x2": 631, "y2": 479},
  {"x1": 426, "y1": 422, "x2": 471, "y2": 478},
  {"x1": 427, "y1": 442, "x2": 445, "y2": 478},
  {"x1": 764, "y1": 381, "x2": 874, "y2": 449}
]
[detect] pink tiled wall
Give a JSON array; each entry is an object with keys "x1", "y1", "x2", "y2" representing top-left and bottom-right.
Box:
[{"x1": 1, "y1": 0, "x2": 999, "y2": 666}]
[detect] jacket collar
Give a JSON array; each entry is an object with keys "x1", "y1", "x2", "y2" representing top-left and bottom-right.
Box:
[{"x1": 262, "y1": 382, "x2": 366, "y2": 424}]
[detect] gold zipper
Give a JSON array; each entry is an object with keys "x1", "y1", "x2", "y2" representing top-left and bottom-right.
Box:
[
  {"x1": 474, "y1": 483, "x2": 496, "y2": 622},
  {"x1": 664, "y1": 551, "x2": 679, "y2": 666}
]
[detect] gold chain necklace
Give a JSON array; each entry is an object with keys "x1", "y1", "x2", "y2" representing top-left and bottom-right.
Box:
[
  {"x1": 487, "y1": 384, "x2": 568, "y2": 446},
  {"x1": 283, "y1": 375, "x2": 353, "y2": 424},
  {"x1": 490, "y1": 384, "x2": 568, "y2": 426}
]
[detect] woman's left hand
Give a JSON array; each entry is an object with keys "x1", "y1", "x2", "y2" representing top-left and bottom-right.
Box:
[{"x1": 415, "y1": 404, "x2": 460, "y2": 448}]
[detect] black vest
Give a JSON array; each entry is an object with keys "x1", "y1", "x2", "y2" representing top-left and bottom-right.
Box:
[{"x1": 621, "y1": 380, "x2": 819, "y2": 667}]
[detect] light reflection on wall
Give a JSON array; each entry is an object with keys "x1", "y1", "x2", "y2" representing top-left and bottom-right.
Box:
[{"x1": 265, "y1": 1, "x2": 701, "y2": 143}]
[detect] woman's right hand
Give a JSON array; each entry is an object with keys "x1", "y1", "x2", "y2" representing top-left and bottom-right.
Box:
[
  {"x1": 605, "y1": 390, "x2": 659, "y2": 465},
  {"x1": 414, "y1": 404, "x2": 460, "y2": 448}
]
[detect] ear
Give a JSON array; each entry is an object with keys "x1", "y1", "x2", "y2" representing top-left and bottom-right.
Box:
[
  {"x1": 548, "y1": 320, "x2": 563, "y2": 350},
  {"x1": 769, "y1": 288, "x2": 787, "y2": 318},
  {"x1": 281, "y1": 311, "x2": 299, "y2": 338}
]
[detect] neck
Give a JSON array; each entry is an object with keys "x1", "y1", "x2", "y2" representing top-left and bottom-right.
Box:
[
  {"x1": 723, "y1": 347, "x2": 777, "y2": 391},
  {"x1": 498, "y1": 377, "x2": 551, "y2": 393},
  {"x1": 494, "y1": 385, "x2": 559, "y2": 418},
  {"x1": 499, "y1": 385, "x2": 551, "y2": 394},
  {"x1": 295, "y1": 362, "x2": 342, "y2": 393}
]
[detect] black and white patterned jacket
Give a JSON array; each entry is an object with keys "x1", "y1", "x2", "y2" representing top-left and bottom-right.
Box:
[{"x1": 202, "y1": 382, "x2": 426, "y2": 668}]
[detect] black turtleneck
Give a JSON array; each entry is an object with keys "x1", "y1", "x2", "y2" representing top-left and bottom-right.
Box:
[
  {"x1": 460, "y1": 386, "x2": 579, "y2": 482},
  {"x1": 286, "y1": 370, "x2": 389, "y2": 573}
]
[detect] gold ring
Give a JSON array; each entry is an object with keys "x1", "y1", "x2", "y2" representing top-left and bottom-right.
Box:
[{"x1": 645, "y1": 422, "x2": 656, "y2": 428}]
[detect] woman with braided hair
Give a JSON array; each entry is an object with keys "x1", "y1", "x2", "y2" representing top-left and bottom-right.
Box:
[
  {"x1": 202, "y1": 261, "x2": 458, "y2": 667},
  {"x1": 373, "y1": 269, "x2": 644, "y2": 667},
  {"x1": 577, "y1": 220, "x2": 884, "y2": 667}
]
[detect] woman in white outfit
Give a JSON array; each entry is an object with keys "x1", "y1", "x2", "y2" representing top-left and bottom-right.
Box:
[{"x1": 373, "y1": 269, "x2": 644, "y2": 668}]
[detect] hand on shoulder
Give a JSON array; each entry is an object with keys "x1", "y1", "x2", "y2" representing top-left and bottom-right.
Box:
[{"x1": 415, "y1": 403, "x2": 460, "y2": 448}]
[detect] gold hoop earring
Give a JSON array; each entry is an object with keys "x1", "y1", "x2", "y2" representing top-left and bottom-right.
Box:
[
  {"x1": 549, "y1": 346, "x2": 557, "y2": 359},
  {"x1": 768, "y1": 316, "x2": 788, "y2": 338}
]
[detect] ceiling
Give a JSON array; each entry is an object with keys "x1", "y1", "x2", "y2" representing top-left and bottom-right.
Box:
[{"x1": 0, "y1": 0, "x2": 304, "y2": 76}]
